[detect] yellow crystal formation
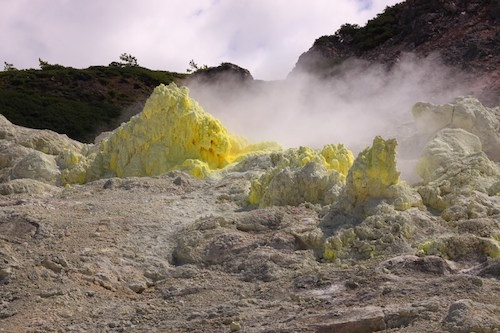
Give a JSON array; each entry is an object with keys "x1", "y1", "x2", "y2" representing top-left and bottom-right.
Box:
[
  {"x1": 341, "y1": 136, "x2": 400, "y2": 209},
  {"x1": 64, "y1": 83, "x2": 278, "y2": 182},
  {"x1": 247, "y1": 145, "x2": 354, "y2": 206},
  {"x1": 350, "y1": 136, "x2": 399, "y2": 196},
  {"x1": 87, "y1": 83, "x2": 248, "y2": 179}
]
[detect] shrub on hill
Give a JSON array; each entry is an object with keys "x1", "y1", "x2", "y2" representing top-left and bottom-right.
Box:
[{"x1": 0, "y1": 64, "x2": 184, "y2": 142}]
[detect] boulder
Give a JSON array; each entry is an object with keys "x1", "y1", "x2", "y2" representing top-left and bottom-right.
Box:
[
  {"x1": 417, "y1": 128, "x2": 483, "y2": 183},
  {"x1": 443, "y1": 299, "x2": 500, "y2": 333},
  {"x1": 0, "y1": 178, "x2": 61, "y2": 196},
  {"x1": 416, "y1": 128, "x2": 500, "y2": 216},
  {"x1": 413, "y1": 97, "x2": 500, "y2": 161},
  {"x1": 10, "y1": 151, "x2": 61, "y2": 185}
]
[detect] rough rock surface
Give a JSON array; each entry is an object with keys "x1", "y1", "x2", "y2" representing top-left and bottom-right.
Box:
[
  {"x1": 10, "y1": 151, "x2": 61, "y2": 185},
  {"x1": 443, "y1": 299, "x2": 500, "y2": 333},
  {"x1": 417, "y1": 128, "x2": 484, "y2": 183},
  {"x1": 0, "y1": 168, "x2": 498, "y2": 332},
  {"x1": 413, "y1": 97, "x2": 500, "y2": 161},
  {"x1": 0, "y1": 114, "x2": 82, "y2": 155},
  {"x1": 416, "y1": 128, "x2": 500, "y2": 220},
  {"x1": 0, "y1": 115, "x2": 82, "y2": 186},
  {"x1": 247, "y1": 145, "x2": 354, "y2": 207}
]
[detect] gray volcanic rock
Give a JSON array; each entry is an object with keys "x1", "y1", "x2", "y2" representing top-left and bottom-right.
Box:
[
  {"x1": 10, "y1": 151, "x2": 61, "y2": 185},
  {"x1": 417, "y1": 128, "x2": 500, "y2": 219},
  {"x1": 0, "y1": 115, "x2": 85, "y2": 186},
  {"x1": 443, "y1": 299, "x2": 500, "y2": 333},
  {"x1": 0, "y1": 115, "x2": 82, "y2": 155}
]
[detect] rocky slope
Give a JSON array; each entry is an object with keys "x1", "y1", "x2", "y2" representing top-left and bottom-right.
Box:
[
  {"x1": 291, "y1": 0, "x2": 500, "y2": 106},
  {"x1": 0, "y1": 84, "x2": 499, "y2": 332}
]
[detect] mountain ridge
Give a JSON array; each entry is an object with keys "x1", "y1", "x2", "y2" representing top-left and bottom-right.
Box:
[{"x1": 290, "y1": 0, "x2": 500, "y2": 106}]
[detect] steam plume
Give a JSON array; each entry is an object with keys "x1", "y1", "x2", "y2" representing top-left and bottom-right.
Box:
[{"x1": 187, "y1": 54, "x2": 470, "y2": 181}]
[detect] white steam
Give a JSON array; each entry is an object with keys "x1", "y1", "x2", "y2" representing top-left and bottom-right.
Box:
[{"x1": 187, "y1": 53, "x2": 470, "y2": 181}]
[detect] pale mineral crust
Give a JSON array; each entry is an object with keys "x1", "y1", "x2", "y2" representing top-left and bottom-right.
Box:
[{"x1": 0, "y1": 88, "x2": 499, "y2": 332}]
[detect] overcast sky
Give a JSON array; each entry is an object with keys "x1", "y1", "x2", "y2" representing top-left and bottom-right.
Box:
[{"x1": 1, "y1": 0, "x2": 402, "y2": 80}]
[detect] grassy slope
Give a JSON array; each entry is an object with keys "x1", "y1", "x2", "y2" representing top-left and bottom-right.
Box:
[{"x1": 0, "y1": 65, "x2": 185, "y2": 143}]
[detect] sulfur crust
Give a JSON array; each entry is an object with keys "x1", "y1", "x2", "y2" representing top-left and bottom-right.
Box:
[
  {"x1": 348, "y1": 136, "x2": 400, "y2": 201},
  {"x1": 91, "y1": 83, "x2": 252, "y2": 178},
  {"x1": 247, "y1": 145, "x2": 355, "y2": 206},
  {"x1": 62, "y1": 83, "x2": 356, "y2": 185},
  {"x1": 63, "y1": 83, "x2": 280, "y2": 183},
  {"x1": 337, "y1": 135, "x2": 421, "y2": 215}
]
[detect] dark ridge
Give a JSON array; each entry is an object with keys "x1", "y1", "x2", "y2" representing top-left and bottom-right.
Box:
[
  {"x1": 290, "y1": 0, "x2": 500, "y2": 106},
  {"x1": 0, "y1": 64, "x2": 185, "y2": 143}
]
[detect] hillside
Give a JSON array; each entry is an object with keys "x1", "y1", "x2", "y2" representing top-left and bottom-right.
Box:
[
  {"x1": 290, "y1": 0, "x2": 500, "y2": 106},
  {"x1": 0, "y1": 63, "x2": 184, "y2": 143}
]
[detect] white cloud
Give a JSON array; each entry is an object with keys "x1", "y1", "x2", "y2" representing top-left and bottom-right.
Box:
[{"x1": 0, "y1": 0, "x2": 402, "y2": 79}]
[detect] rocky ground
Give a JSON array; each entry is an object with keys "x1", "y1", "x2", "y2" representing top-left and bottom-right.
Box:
[
  {"x1": 0, "y1": 170, "x2": 499, "y2": 332},
  {"x1": 1, "y1": 92, "x2": 499, "y2": 332}
]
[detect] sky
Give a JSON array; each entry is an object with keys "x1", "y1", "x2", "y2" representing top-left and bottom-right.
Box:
[{"x1": 1, "y1": 0, "x2": 403, "y2": 80}]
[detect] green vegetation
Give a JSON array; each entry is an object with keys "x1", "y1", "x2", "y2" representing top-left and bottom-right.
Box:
[
  {"x1": 0, "y1": 89, "x2": 120, "y2": 140},
  {"x1": 186, "y1": 59, "x2": 208, "y2": 73},
  {"x1": 3, "y1": 62, "x2": 16, "y2": 71},
  {"x1": 109, "y1": 53, "x2": 139, "y2": 67},
  {"x1": 119, "y1": 53, "x2": 138, "y2": 67},
  {"x1": 332, "y1": 3, "x2": 404, "y2": 51},
  {"x1": 0, "y1": 62, "x2": 185, "y2": 143}
]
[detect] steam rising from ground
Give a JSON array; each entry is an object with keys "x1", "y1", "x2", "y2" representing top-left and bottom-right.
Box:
[{"x1": 188, "y1": 54, "x2": 468, "y2": 156}]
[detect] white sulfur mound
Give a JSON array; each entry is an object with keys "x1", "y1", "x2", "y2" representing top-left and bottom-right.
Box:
[
  {"x1": 417, "y1": 128, "x2": 483, "y2": 184},
  {"x1": 413, "y1": 97, "x2": 500, "y2": 161},
  {"x1": 0, "y1": 114, "x2": 83, "y2": 186},
  {"x1": 417, "y1": 128, "x2": 500, "y2": 219}
]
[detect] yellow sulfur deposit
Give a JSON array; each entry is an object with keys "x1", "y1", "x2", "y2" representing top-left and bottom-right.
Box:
[
  {"x1": 341, "y1": 136, "x2": 399, "y2": 208},
  {"x1": 418, "y1": 236, "x2": 500, "y2": 260},
  {"x1": 64, "y1": 83, "x2": 279, "y2": 182},
  {"x1": 339, "y1": 136, "x2": 421, "y2": 212},
  {"x1": 348, "y1": 136, "x2": 400, "y2": 197},
  {"x1": 60, "y1": 81, "x2": 355, "y2": 197},
  {"x1": 57, "y1": 149, "x2": 89, "y2": 184},
  {"x1": 87, "y1": 83, "x2": 249, "y2": 179},
  {"x1": 59, "y1": 83, "x2": 355, "y2": 187},
  {"x1": 247, "y1": 145, "x2": 354, "y2": 206}
]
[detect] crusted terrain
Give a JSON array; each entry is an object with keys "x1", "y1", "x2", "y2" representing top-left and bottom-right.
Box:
[{"x1": 0, "y1": 85, "x2": 499, "y2": 332}]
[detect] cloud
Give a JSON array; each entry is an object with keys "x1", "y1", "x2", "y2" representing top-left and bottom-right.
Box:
[{"x1": 0, "y1": 0, "x2": 402, "y2": 79}]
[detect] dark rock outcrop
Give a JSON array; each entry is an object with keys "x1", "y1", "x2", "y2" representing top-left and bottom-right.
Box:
[
  {"x1": 291, "y1": 0, "x2": 500, "y2": 106},
  {"x1": 187, "y1": 62, "x2": 253, "y2": 84}
]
